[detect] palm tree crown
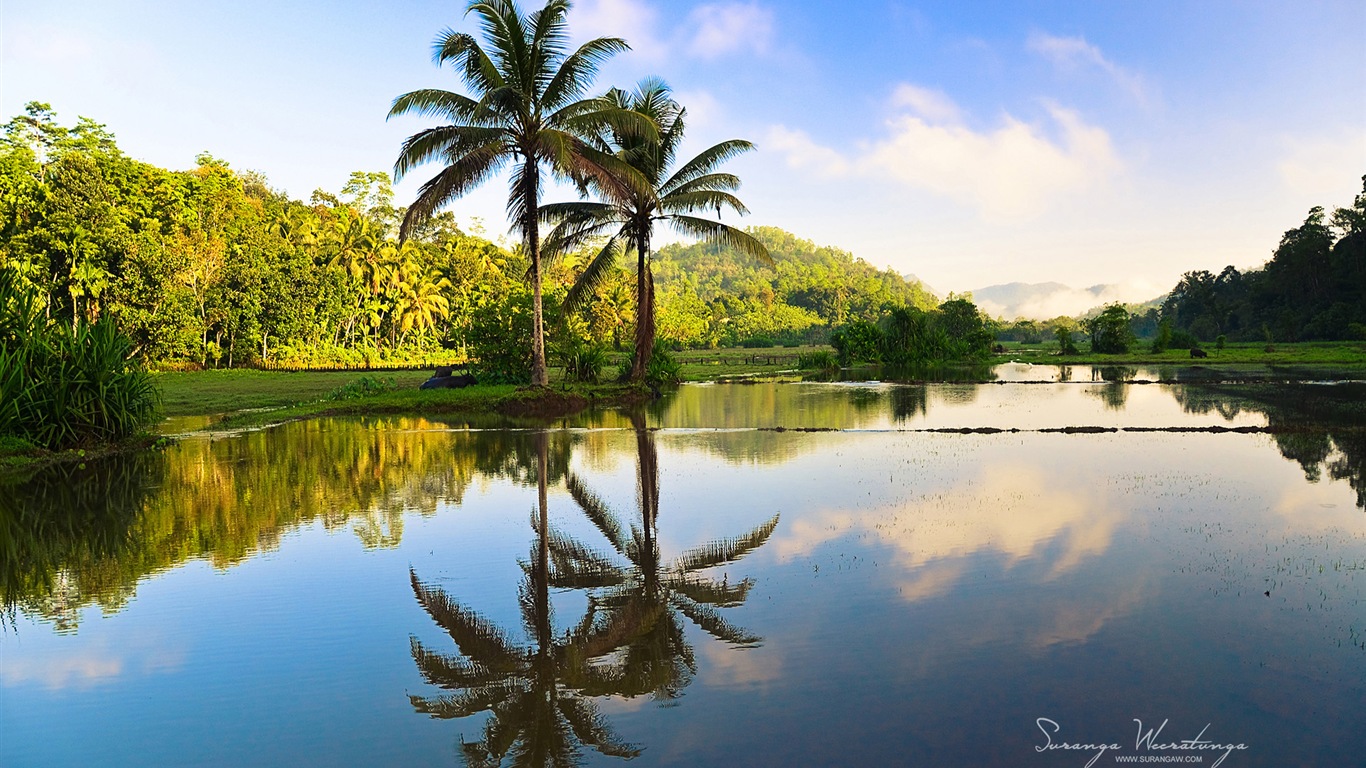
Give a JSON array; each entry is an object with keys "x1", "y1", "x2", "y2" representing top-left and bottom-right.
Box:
[
  {"x1": 543, "y1": 79, "x2": 771, "y2": 381},
  {"x1": 390, "y1": 0, "x2": 650, "y2": 385}
]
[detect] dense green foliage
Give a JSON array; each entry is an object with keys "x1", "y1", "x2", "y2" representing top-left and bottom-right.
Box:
[
  {"x1": 654, "y1": 226, "x2": 937, "y2": 348},
  {"x1": 1085, "y1": 304, "x2": 1137, "y2": 353},
  {"x1": 1159, "y1": 179, "x2": 1366, "y2": 344},
  {"x1": 1, "y1": 267, "x2": 157, "y2": 448},
  {"x1": 830, "y1": 299, "x2": 993, "y2": 365}
]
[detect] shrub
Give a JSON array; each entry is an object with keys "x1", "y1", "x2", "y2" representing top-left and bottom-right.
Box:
[
  {"x1": 1085, "y1": 304, "x2": 1136, "y2": 354},
  {"x1": 830, "y1": 319, "x2": 883, "y2": 366},
  {"x1": 797, "y1": 350, "x2": 838, "y2": 370},
  {"x1": 325, "y1": 375, "x2": 397, "y2": 401},
  {"x1": 740, "y1": 336, "x2": 775, "y2": 348},
  {"x1": 618, "y1": 345, "x2": 681, "y2": 387},
  {"x1": 1151, "y1": 320, "x2": 1173, "y2": 353},
  {"x1": 465, "y1": 291, "x2": 533, "y2": 384},
  {"x1": 0, "y1": 268, "x2": 159, "y2": 449},
  {"x1": 1055, "y1": 326, "x2": 1079, "y2": 355},
  {"x1": 556, "y1": 342, "x2": 609, "y2": 384}
]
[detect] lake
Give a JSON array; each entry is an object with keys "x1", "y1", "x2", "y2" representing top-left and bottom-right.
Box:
[{"x1": 3, "y1": 372, "x2": 1364, "y2": 766}]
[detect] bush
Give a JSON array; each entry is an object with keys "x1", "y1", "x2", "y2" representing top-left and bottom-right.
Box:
[
  {"x1": 1085, "y1": 304, "x2": 1136, "y2": 354},
  {"x1": 465, "y1": 291, "x2": 534, "y2": 384},
  {"x1": 797, "y1": 350, "x2": 838, "y2": 370},
  {"x1": 1151, "y1": 320, "x2": 1173, "y2": 353},
  {"x1": 324, "y1": 375, "x2": 396, "y2": 401},
  {"x1": 556, "y1": 342, "x2": 609, "y2": 384},
  {"x1": 618, "y1": 345, "x2": 681, "y2": 387},
  {"x1": 830, "y1": 319, "x2": 883, "y2": 365},
  {"x1": 0, "y1": 268, "x2": 159, "y2": 449},
  {"x1": 740, "y1": 336, "x2": 776, "y2": 348},
  {"x1": 1055, "y1": 326, "x2": 1079, "y2": 355}
]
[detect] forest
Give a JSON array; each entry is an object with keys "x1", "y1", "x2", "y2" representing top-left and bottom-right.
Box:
[{"x1": 2, "y1": 102, "x2": 1363, "y2": 382}]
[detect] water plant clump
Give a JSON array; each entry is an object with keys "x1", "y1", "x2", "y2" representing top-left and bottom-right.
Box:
[{"x1": 0, "y1": 268, "x2": 158, "y2": 450}]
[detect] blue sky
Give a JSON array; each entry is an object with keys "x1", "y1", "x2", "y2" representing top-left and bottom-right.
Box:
[{"x1": 5, "y1": 0, "x2": 1364, "y2": 303}]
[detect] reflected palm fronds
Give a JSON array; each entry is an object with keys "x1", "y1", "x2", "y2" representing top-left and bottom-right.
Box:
[
  {"x1": 409, "y1": 432, "x2": 639, "y2": 767},
  {"x1": 552, "y1": 419, "x2": 778, "y2": 701}
]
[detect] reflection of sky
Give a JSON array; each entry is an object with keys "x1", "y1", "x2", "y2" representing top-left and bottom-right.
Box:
[{"x1": 5, "y1": 386, "x2": 1365, "y2": 766}]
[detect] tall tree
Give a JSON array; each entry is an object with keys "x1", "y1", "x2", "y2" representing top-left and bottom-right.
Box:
[
  {"x1": 390, "y1": 0, "x2": 649, "y2": 386},
  {"x1": 544, "y1": 79, "x2": 770, "y2": 381}
]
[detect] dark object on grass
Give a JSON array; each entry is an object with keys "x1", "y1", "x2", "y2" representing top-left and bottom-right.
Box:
[
  {"x1": 992, "y1": 344, "x2": 1006, "y2": 353},
  {"x1": 421, "y1": 372, "x2": 477, "y2": 389},
  {"x1": 1190, "y1": 348, "x2": 1208, "y2": 358}
]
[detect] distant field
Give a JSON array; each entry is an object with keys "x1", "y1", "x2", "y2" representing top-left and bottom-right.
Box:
[
  {"x1": 151, "y1": 341, "x2": 1366, "y2": 420},
  {"x1": 1000, "y1": 340, "x2": 1366, "y2": 366}
]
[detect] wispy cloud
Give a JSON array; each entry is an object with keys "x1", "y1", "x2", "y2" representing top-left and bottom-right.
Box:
[
  {"x1": 1028, "y1": 32, "x2": 1153, "y2": 106},
  {"x1": 768, "y1": 85, "x2": 1121, "y2": 221},
  {"x1": 573, "y1": 0, "x2": 668, "y2": 59},
  {"x1": 687, "y1": 2, "x2": 775, "y2": 58}
]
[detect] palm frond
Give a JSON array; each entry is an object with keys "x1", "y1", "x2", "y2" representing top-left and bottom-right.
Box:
[
  {"x1": 564, "y1": 472, "x2": 630, "y2": 553},
  {"x1": 663, "y1": 172, "x2": 742, "y2": 196},
  {"x1": 557, "y1": 696, "x2": 642, "y2": 758},
  {"x1": 670, "y1": 594, "x2": 762, "y2": 647},
  {"x1": 388, "y1": 88, "x2": 484, "y2": 124},
  {"x1": 392, "y1": 124, "x2": 507, "y2": 183},
  {"x1": 667, "y1": 575, "x2": 754, "y2": 607},
  {"x1": 660, "y1": 139, "x2": 755, "y2": 196},
  {"x1": 410, "y1": 637, "x2": 505, "y2": 689},
  {"x1": 672, "y1": 513, "x2": 780, "y2": 572},
  {"x1": 542, "y1": 38, "x2": 631, "y2": 111},
  {"x1": 408, "y1": 679, "x2": 525, "y2": 720},
  {"x1": 561, "y1": 235, "x2": 625, "y2": 315},
  {"x1": 410, "y1": 569, "x2": 525, "y2": 667},
  {"x1": 668, "y1": 216, "x2": 773, "y2": 266},
  {"x1": 660, "y1": 190, "x2": 750, "y2": 217}
]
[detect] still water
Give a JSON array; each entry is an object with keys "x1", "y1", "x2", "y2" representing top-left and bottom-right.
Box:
[{"x1": 3, "y1": 376, "x2": 1364, "y2": 766}]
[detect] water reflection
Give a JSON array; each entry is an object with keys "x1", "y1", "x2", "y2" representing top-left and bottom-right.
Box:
[
  {"x1": 408, "y1": 432, "x2": 638, "y2": 767},
  {"x1": 407, "y1": 423, "x2": 779, "y2": 764}
]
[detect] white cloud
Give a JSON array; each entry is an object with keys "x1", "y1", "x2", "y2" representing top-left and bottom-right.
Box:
[
  {"x1": 890, "y1": 83, "x2": 962, "y2": 123},
  {"x1": 573, "y1": 0, "x2": 667, "y2": 58},
  {"x1": 764, "y1": 125, "x2": 850, "y2": 177},
  {"x1": 687, "y1": 2, "x2": 774, "y2": 58},
  {"x1": 768, "y1": 86, "x2": 1121, "y2": 221},
  {"x1": 1028, "y1": 32, "x2": 1152, "y2": 106}
]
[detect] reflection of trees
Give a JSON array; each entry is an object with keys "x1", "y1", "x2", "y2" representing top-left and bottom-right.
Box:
[
  {"x1": 554, "y1": 415, "x2": 778, "y2": 701},
  {"x1": 1168, "y1": 382, "x2": 1366, "y2": 508},
  {"x1": 890, "y1": 386, "x2": 928, "y2": 424},
  {"x1": 408, "y1": 432, "x2": 638, "y2": 767},
  {"x1": 0, "y1": 453, "x2": 163, "y2": 632},
  {"x1": 1088, "y1": 366, "x2": 1137, "y2": 411},
  {"x1": 3, "y1": 418, "x2": 541, "y2": 630}
]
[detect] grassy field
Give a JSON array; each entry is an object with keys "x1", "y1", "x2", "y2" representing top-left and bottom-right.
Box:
[
  {"x1": 153, "y1": 369, "x2": 435, "y2": 416},
  {"x1": 999, "y1": 340, "x2": 1366, "y2": 367}
]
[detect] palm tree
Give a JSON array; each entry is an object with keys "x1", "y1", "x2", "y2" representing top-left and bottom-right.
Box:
[
  {"x1": 544, "y1": 79, "x2": 771, "y2": 381},
  {"x1": 390, "y1": 0, "x2": 651, "y2": 386}
]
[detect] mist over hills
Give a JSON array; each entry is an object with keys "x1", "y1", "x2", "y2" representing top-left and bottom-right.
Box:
[{"x1": 968, "y1": 281, "x2": 1165, "y2": 320}]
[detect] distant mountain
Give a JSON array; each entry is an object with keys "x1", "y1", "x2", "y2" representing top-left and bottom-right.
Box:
[{"x1": 969, "y1": 281, "x2": 1165, "y2": 320}]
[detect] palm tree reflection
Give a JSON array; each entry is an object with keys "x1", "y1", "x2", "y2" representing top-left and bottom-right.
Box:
[
  {"x1": 407, "y1": 422, "x2": 780, "y2": 764},
  {"x1": 554, "y1": 416, "x2": 779, "y2": 701},
  {"x1": 408, "y1": 432, "x2": 638, "y2": 766}
]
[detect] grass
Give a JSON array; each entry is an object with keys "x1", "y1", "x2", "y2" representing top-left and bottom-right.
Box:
[
  {"x1": 998, "y1": 340, "x2": 1366, "y2": 367},
  {"x1": 152, "y1": 368, "x2": 434, "y2": 416}
]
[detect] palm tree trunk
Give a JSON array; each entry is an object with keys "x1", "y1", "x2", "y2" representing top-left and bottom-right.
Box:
[
  {"x1": 630, "y1": 235, "x2": 655, "y2": 382},
  {"x1": 524, "y1": 161, "x2": 549, "y2": 387}
]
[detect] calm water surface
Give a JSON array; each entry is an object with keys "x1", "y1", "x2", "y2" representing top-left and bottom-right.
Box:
[{"x1": 3, "y1": 376, "x2": 1364, "y2": 767}]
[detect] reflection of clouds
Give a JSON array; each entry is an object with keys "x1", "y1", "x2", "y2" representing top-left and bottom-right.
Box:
[
  {"x1": 1, "y1": 637, "x2": 185, "y2": 691},
  {"x1": 1032, "y1": 581, "x2": 1146, "y2": 649},
  {"x1": 775, "y1": 464, "x2": 1122, "y2": 599},
  {"x1": 697, "y1": 642, "x2": 782, "y2": 689}
]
